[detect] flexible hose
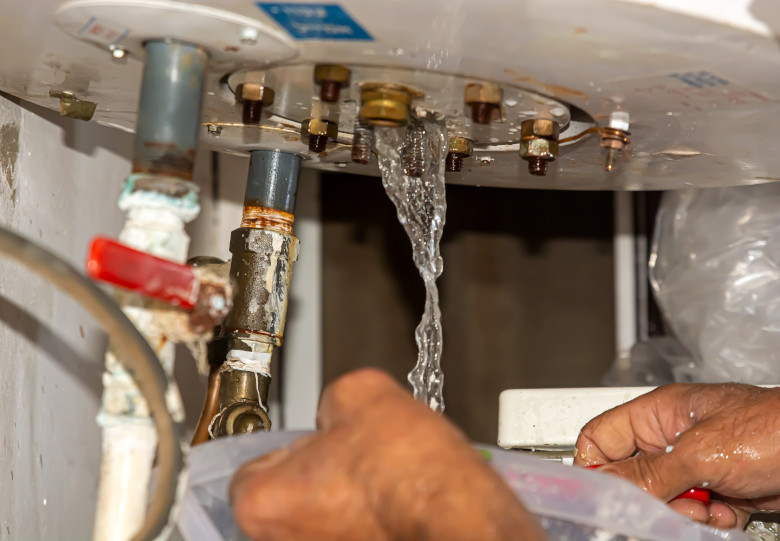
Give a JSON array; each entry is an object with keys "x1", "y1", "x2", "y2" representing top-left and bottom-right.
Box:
[{"x1": 0, "y1": 226, "x2": 182, "y2": 541}]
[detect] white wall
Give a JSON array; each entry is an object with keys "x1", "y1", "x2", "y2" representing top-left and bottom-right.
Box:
[{"x1": 0, "y1": 94, "x2": 130, "y2": 540}]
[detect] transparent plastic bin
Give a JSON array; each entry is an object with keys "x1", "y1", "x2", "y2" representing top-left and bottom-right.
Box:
[{"x1": 175, "y1": 431, "x2": 751, "y2": 541}]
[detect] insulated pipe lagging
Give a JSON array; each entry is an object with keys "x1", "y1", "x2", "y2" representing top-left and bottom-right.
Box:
[
  {"x1": 0, "y1": 226, "x2": 182, "y2": 541},
  {"x1": 245, "y1": 150, "x2": 302, "y2": 213}
]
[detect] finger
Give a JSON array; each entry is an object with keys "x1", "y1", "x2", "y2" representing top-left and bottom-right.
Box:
[
  {"x1": 317, "y1": 368, "x2": 410, "y2": 430},
  {"x1": 574, "y1": 385, "x2": 692, "y2": 466},
  {"x1": 229, "y1": 447, "x2": 292, "y2": 504},
  {"x1": 598, "y1": 450, "x2": 696, "y2": 502},
  {"x1": 668, "y1": 499, "x2": 709, "y2": 523},
  {"x1": 706, "y1": 501, "x2": 739, "y2": 529}
]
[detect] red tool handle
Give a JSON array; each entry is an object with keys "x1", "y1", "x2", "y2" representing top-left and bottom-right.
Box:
[
  {"x1": 86, "y1": 236, "x2": 198, "y2": 309},
  {"x1": 586, "y1": 465, "x2": 711, "y2": 505}
]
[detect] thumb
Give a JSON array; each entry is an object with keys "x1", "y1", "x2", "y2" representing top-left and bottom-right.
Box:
[{"x1": 598, "y1": 450, "x2": 697, "y2": 503}]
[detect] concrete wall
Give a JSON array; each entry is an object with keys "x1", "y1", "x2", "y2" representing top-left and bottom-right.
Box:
[{"x1": 0, "y1": 94, "x2": 129, "y2": 540}]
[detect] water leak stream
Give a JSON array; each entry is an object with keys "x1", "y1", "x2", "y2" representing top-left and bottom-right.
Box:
[{"x1": 375, "y1": 111, "x2": 448, "y2": 413}]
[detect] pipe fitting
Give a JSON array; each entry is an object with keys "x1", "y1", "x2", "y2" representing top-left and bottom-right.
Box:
[
  {"x1": 519, "y1": 118, "x2": 560, "y2": 176},
  {"x1": 314, "y1": 64, "x2": 351, "y2": 103},
  {"x1": 214, "y1": 369, "x2": 272, "y2": 436},
  {"x1": 465, "y1": 82, "x2": 502, "y2": 124},
  {"x1": 445, "y1": 136, "x2": 474, "y2": 172},
  {"x1": 359, "y1": 82, "x2": 423, "y2": 128},
  {"x1": 222, "y1": 228, "x2": 299, "y2": 345},
  {"x1": 301, "y1": 118, "x2": 338, "y2": 153}
]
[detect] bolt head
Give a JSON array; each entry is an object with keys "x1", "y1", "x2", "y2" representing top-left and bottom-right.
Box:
[
  {"x1": 109, "y1": 45, "x2": 126, "y2": 59},
  {"x1": 520, "y1": 118, "x2": 560, "y2": 138},
  {"x1": 240, "y1": 27, "x2": 259, "y2": 45},
  {"x1": 314, "y1": 64, "x2": 351, "y2": 85},
  {"x1": 521, "y1": 138, "x2": 559, "y2": 160},
  {"x1": 464, "y1": 82, "x2": 503, "y2": 106},
  {"x1": 237, "y1": 83, "x2": 275, "y2": 105},
  {"x1": 448, "y1": 136, "x2": 473, "y2": 156},
  {"x1": 301, "y1": 118, "x2": 338, "y2": 138},
  {"x1": 207, "y1": 125, "x2": 223, "y2": 135}
]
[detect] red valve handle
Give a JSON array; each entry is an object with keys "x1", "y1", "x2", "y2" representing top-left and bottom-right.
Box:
[
  {"x1": 86, "y1": 236, "x2": 198, "y2": 309},
  {"x1": 586, "y1": 465, "x2": 711, "y2": 505}
]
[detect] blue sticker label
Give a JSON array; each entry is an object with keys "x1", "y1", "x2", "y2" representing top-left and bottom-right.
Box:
[{"x1": 258, "y1": 3, "x2": 373, "y2": 41}]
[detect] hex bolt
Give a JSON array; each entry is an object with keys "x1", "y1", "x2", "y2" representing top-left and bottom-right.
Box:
[
  {"x1": 236, "y1": 83, "x2": 275, "y2": 126},
  {"x1": 465, "y1": 83, "x2": 503, "y2": 125},
  {"x1": 351, "y1": 121, "x2": 374, "y2": 164},
  {"x1": 207, "y1": 125, "x2": 223, "y2": 136},
  {"x1": 359, "y1": 83, "x2": 424, "y2": 128},
  {"x1": 301, "y1": 118, "x2": 338, "y2": 154},
  {"x1": 314, "y1": 64, "x2": 351, "y2": 103},
  {"x1": 519, "y1": 118, "x2": 560, "y2": 177},
  {"x1": 445, "y1": 136, "x2": 474, "y2": 172}
]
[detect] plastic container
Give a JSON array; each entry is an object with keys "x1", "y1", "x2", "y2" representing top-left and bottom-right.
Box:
[{"x1": 175, "y1": 431, "x2": 751, "y2": 541}]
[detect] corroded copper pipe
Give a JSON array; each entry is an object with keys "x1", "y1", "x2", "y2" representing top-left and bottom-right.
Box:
[{"x1": 191, "y1": 366, "x2": 221, "y2": 446}]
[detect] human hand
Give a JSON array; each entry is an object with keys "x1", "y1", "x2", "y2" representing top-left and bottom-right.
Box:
[
  {"x1": 230, "y1": 368, "x2": 547, "y2": 541},
  {"x1": 574, "y1": 383, "x2": 780, "y2": 528}
]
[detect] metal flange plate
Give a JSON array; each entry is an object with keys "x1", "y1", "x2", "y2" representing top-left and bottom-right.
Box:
[{"x1": 54, "y1": 0, "x2": 299, "y2": 72}]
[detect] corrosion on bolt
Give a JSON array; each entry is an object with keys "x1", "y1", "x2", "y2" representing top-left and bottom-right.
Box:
[
  {"x1": 236, "y1": 83, "x2": 275, "y2": 125},
  {"x1": 465, "y1": 83, "x2": 502, "y2": 125},
  {"x1": 445, "y1": 136, "x2": 474, "y2": 172},
  {"x1": 301, "y1": 118, "x2": 338, "y2": 153},
  {"x1": 519, "y1": 118, "x2": 560, "y2": 177},
  {"x1": 314, "y1": 64, "x2": 351, "y2": 103}
]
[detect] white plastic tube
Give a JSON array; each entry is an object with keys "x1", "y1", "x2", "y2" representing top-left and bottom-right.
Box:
[{"x1": 613, "y1": 191, "x2": 637, "y2": 366}]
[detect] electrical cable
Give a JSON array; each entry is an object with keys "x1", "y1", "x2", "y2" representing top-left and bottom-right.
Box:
[{"x1": 0, "y1": 226, "x2": 182, "y2": 541}]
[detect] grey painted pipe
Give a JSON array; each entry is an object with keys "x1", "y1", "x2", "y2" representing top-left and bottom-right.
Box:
[
  {"x1": 133, "y1": 40, "x2": 208, "y2": 180},
  {"x1": 245, "y1": 150, "x2": 302, "y2": 214}
]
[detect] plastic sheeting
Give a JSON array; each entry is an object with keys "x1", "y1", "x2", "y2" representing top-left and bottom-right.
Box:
[
  {"x1": 644, "y1": 184, "x2": 780, "y2": 384},
  {"x1": 174, "y1": 431, "x2": 750, "y2": 541}
]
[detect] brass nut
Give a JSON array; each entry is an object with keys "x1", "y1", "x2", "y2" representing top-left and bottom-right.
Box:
[
  {"x1": 464, "y1": 83, "x2": 502, "y2": 106},
  {"x1": 600, "y1": 129, "x2": 631, "y2": 151},
  {"x1": 301, "y1": 118, "x2": 338, "y2": 139},
  {"x1": 520, "y1": 118, "x2": 560, "y2": 139},
  {"x1": 314, "y1": 64, "x2": 351, "y2": 85},
  {"x1": 359, "y1": 83, "x2": 423, "y2": 127},
  {"x1": 521, "y1": 138, "x2": 559, "y2": 160},
  {"x1": 237, "y1": 83, "x2": 275, "y2": 105},
  {"x1": 448, "y1": 136, "x2": 474, "y2": 156}
]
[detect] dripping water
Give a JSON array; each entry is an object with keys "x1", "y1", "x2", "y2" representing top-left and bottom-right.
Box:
[{"x1": 374, "y1": 111, "x2": 448, "y2": 413}]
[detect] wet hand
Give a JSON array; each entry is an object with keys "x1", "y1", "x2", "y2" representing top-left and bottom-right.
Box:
[
  {"x1": 230, "y1": 368, "x2": 547, "y2": 541},
  {"x1": 574, "y1": 383, "x2": 780, "y2": 528}
]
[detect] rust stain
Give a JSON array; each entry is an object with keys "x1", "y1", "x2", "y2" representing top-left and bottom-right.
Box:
[
  {"x1": 242, "y1": 205, "x2": 294, "y2": 234},
  {"x1": 503, "y1": 68, "x2": 587, "y2": 99},
  {"x1": 573, "y1": 27, "x2": 588, "y2": 35},
  {"x1": 0, "y1": 123, "x2": 19, "y2": 200},
  {"x1": 225, "y1": 46, "x2": 240, "y2": 53}
]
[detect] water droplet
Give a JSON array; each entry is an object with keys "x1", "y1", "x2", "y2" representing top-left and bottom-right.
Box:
[
  {"x1": 504, "y1": 99, "x2": 518, "y2": 107},
  {"x1": 389, "y1": 47, "x2": 405, "y2": 56},
  {"x1": 550, "y1": 107, "x2": 566, "y2": 117}
]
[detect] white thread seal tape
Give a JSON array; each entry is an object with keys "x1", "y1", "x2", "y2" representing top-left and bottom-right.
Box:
[{"x1": 223, "y1": 349, "x2": 272, "y2": 377}]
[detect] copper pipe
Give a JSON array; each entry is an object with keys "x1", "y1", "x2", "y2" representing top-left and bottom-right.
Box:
[{"x1": 191, "y1": 366, "x2": 221, "y2": 446}]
